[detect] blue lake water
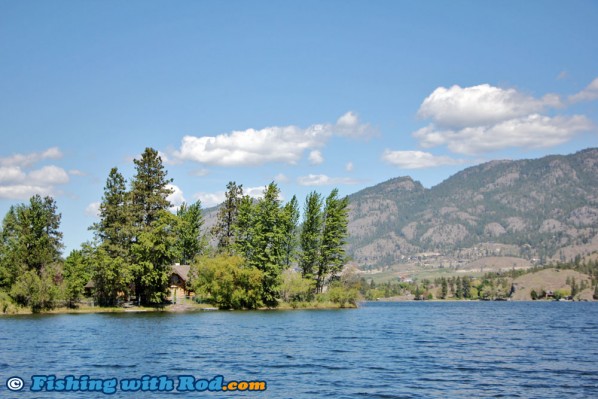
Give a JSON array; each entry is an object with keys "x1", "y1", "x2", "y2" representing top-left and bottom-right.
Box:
[{"x1": 1, "y1": 301, "x2": 598, "y2": 398}]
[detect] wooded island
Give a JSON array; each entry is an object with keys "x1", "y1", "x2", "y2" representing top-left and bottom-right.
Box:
[{"x1": 0, "y1": 148, "x2": 356, "y2": 313}]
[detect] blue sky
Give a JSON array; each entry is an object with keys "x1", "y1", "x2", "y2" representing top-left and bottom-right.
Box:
[{"x1": 1, "y1": 0, "x2": 597, "y2": 254}]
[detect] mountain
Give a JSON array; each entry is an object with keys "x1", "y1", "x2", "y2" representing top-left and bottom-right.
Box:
[{"x1": 347, "y1": 148, "x2": 598, "y2": 268}]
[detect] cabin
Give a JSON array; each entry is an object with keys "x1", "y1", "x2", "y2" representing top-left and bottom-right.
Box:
[{"x1": 168, "y1": 264, "x2": 193, "y2": 304}]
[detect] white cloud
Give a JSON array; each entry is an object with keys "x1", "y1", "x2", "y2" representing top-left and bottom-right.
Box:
[
  {"x1": 297, "y1": 174, "x2": 360, "y2": 186},
  {"x1": 414, "y1": 114, "x2": 593, "y2": 155},
  {"x1": 418, "y1": 84, "x2": 561, "y2": 129},
  {"x1": 0, "y1": 164, "x2": 70, "y2": 200},
  {"x1": 0, "y1": 166, "x2": 26, "y2": 183},
  {"x1": 345, "y1": 162, "x2": 354, "y2": 172},
  {"x1": 410, "y1": 82, "x2": 593, "y2": 156},
  {"x1": 194, "y1": 192, "x2": 225, "y2": 208},
  {"x1": 569, "y1": 77, "x2": 598, "y2": 103},
  {"x1": 167, "y1": 184, "x2": 186, "y2": 211},
  {"x1": 273, "y1": 173, "x2": 289, "y2": 183},
  {"x1": 173, "y1": 112, "x2": 375, "y2": 167},
  {"x1": 191, "y1": 168, "x2": 210, "y2": 177},
  {"x1": 308, "y1": 150, "x2": 324, "y2": 165},
  {"x1": 28, "y1": 165, "x2": 70, "y2": 186},
  {"x1": 334, "y1": 111, "x2": 377, "y2": 139},
  {"x1": 85, "y1": 202, "x2": 101, "y2": 217},
  {"x1": 0, "y1": 185, "x2": 54, "y2": 200},
  {"x1": 382, "y1": 150, "x2": 464, "y2": 169},
  {"x1": 68, "y1": 169, "x2": 86, "y2": 176},
  {"x1": 0, "y1": 147, "x2": 63, "y2": 168}
]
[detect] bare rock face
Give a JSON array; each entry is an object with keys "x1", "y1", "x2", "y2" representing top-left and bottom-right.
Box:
[{"x1": 484, "y1": 222, "x2": 507, "y2": 237}]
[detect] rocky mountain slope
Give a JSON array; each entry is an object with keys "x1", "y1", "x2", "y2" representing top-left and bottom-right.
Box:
[{"x1": 347, "y1": 148, "x2": 598, "y2": 268}]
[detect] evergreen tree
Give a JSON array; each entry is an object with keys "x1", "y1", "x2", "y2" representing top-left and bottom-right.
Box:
[
  {"x1": 1, "y1": 195, "x2": 63, "y2": 311},
  {"x1": 233, "y1": 195, "x2": 255, "y2": 260},
  {"x1": 281, "y1": 195, "x2": 300, "y2": 269},
  {"x1": 212, "y1": 181, "x2": 243, "y2": 252},
  {"x1": 92, "y1": 246, "x2": 132, "y2": 306},
  {"x1": 131, "y1": 210, "x2": 179, "y2": 305},
  {"x1": 93, "y1": 167, "x2": 131, "y2": 258},
  {"x1": 441, "y1": 277, "x2": 448, "y2": 299},
  {"x1": 175, "y1": 201, "x2": 206, "y2": 264},
  {"x1": 315, "y1": 189, "x2": 349, "y2": 293},
  {"x1": 130, "y1": 147, "x2": 173, "y2": 230},
  {"x1": 129, "y1": 148, "x2": 174, "y2": 303},
  {"x1": 249, "y1": 183, "x2": 286, "y2": 307},
  {"x1": 299, "y1": 191, "x2": 323, "y2": 280},
  {"x1": 63, "y1": 247, "x2": 92, "y2": 307}
]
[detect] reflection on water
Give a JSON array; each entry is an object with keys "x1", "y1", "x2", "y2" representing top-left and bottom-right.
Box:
[{"x1": 1, "y1": 302, "x2": 598, "y2": 398}]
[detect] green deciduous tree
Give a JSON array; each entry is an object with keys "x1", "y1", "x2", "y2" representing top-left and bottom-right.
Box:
[{"x1": 189, "y1": 254, "x2": 263, "y2": 309}]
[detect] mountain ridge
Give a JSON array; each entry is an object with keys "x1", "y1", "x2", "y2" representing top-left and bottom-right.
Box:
[{"x1": 347, "y1": 148, "x2": 598, "y2": 268}]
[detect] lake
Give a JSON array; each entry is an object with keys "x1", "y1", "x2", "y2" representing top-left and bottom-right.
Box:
[{"x1": 1, "y1": 302, "x2": 597, "y2": 398}]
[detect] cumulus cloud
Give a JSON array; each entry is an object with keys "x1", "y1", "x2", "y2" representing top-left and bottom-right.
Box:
[
  {"x1": 85, "y1": 202, "x2": 101, "y2": 217},
  {"x1": 166, "y1": 184, "x2": 186, "y2": 211},
  {"x1": 414, "y1": 114, "x2": 593, "y2": 155},
  {"x1": 0, "y1": 162, "x2": 70, "y2": 200},
  {"x1": 28, "y1": 165, "x2": 70, "y2": 186},
  {"x1": 0, "y1": 147, "x2": 62, "y2": 168},
  {"x1": 569, "y1": 77, "x2": 598, "y2": 103},
  {"x1": 382, "y1": 150, "x2": 465, "y2": 169},
  {"x1": 0, "y1": 166, "x2": 26, "y2": 183},
  {"x1": 418, "y1": 84, "x2": 561, "y2": 129},
  {"x1": 297, "y1": 174, "x2": 360, "y2": 186},
  {"x1": 173, "y1": 112, "x2": 375, "y2": 167},
  {"x1": 308, "y1": 150, "x2": 324, "y2": 165},
  {"x1": 0, "y1": 185, "x2": 54, "y2": 200},
  {"x1": 194, "y1": 192, "x2": 225, "y2": 208},
  {"x1": 193, "y1": 185, "x2": 271, "y2": 207},
  {"x1": 408, "y1": 82, "x2": 593, "y2": 157},
  {"x1": 273, "y1": 173, "x2": 289, "y2": 183}
]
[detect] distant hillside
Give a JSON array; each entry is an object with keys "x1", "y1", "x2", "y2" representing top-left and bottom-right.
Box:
[{"x1": 348, "y1": 148, "x2": 598, "y2": 268}]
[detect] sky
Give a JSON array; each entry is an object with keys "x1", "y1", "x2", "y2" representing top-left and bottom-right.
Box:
[{"x1": 1, "y1": 0, "x2": 597, "y2": 254}]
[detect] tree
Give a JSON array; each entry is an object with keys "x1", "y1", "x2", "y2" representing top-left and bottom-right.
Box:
[
  {"x1": 441, "y1": 277, "x2": 448, "y2": 299},
  {"x1": 233, "y1": 195, "x2": 255, "y2": 260},
  {"x1": 175, "y1": 201, "x2": 206, "y2": 265},
  {"x1": 63, "y1": 247, "x2": 93, "y2": 307},
  {"x1": 281, "y1": 196, "x2": 300, "y2": 269},
  {"x1": 129, "y1": 148, "x2": 173, "y2": 303},
  {"x1": 315, "y1": 189, "x2": 349, "y2": 293},
  {"x1": 92, "y1": 247, "x2": 132, "y2": 307},
  {"x1": 130, "y1": 147, "x2": 173, "y2": 230},
  {"x1": 92, "y1": 167, "x2": 131, "y2": 258},
  {"x1": 249, "y1": 183, "x2": 286, "y2": 307},
  {"x1": 16, "y1": 195, "x2": 63, "y2": 273},
  {"x1": 189, "y1": 254, "x2": 263, "y2": 310},
  {"x1": 211, "y1": 182, "x2": 243, "y2": 252},
  {"x1": 131, "y1": 211, "x2": 179, "y2": 305},
  {"x1": 299, "y1": 191, "x2": 323, "y2": 280},
  {"x1": 1, "y1": 195, "x2": 64, "y2": 311}
]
